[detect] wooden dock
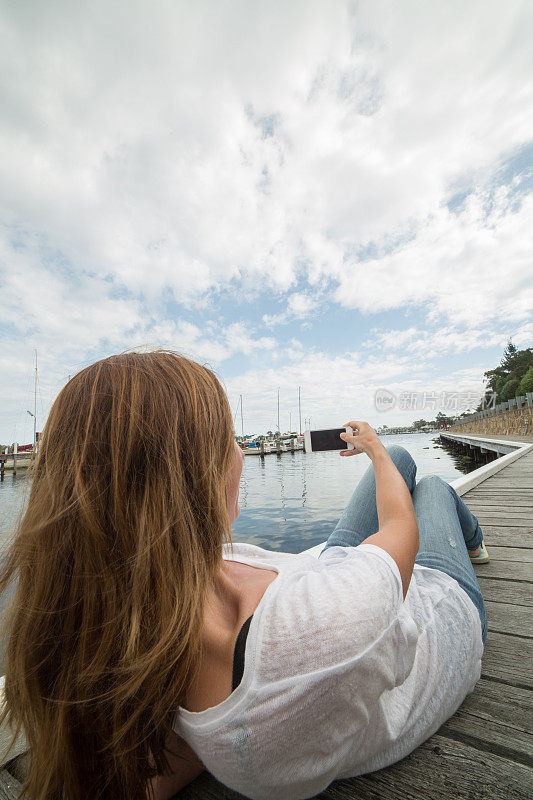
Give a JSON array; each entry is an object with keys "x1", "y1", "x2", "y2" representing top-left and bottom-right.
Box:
[{"x1": 1, "y1": 435, "x2": 531, "y2": 799}]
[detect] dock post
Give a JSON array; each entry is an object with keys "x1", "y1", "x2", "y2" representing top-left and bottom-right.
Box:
[{"x1": 260, "y1": 440, "x2": 265, "y2": 456}]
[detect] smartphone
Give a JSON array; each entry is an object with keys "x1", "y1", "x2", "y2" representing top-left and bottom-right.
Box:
[{"x1": 304, "y1": 427, "x2": 354, "y2": 453}]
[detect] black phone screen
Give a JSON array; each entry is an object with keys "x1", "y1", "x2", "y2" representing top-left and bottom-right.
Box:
[{"x1": 310, "y1": 428, "x2": 346, "y2": 451}]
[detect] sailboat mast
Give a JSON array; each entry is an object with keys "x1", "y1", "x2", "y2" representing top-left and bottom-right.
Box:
[
  {"x1": 33, "y1": 350, "x2": 37, "y2": 451},
  {"x1": 298, "y1": 386, "x2": 301, "y2": 435},
  {"x1": 277, "y1": 388, "x2": 280, "y2": 434},
  {"x1": 240, "y1": 393, "x2": 244, "y2": 436}
]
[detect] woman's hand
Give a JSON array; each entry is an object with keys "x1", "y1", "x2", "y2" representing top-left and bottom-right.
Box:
[{"x1": 339, "y1": 420, "x2": 383, "y2": 459}]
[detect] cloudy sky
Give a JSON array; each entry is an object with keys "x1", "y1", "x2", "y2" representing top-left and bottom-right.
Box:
[{"x1": 1, "y1": 0, "x2": 532, "y2": 444}]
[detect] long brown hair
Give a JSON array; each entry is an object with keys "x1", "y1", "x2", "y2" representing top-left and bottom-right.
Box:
[{"x1": 0, "y1": 349, "x2": 235, "y2": 799}]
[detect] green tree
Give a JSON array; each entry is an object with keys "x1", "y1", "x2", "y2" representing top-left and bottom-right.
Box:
[
  {"x1": 499, "y1": 378, "x2": 520, "y2": 401},
  {"x1": 435, "y1": 411, "x2": 455, "y2": 428},
  {"x1": 479, "y1": 341, "x2": 533, "y2": 407},
  {"x1": 495, "y1": 375, "x2": 508, "y2": 393},
  {"x1": 412, "y1": 419, "x2": 428, "y2": 430},
  {"x1": 517, "y1": 365, "x2": 533, "y2": 396},
  {"x1": 500, "y1": 340, "x2": 518, "y2": 369}
]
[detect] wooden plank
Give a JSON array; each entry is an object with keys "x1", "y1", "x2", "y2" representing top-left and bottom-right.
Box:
[
  {"x1": 467, "y1": 488, "x2": 533, "y2": 494},
  {"x1": 465, "y1": 506, "x2": 533, "y2": 512},
  {"x1": 469, "y1": 499, "x2": 533, "y2": 504},
  {"x1": 478, "y1": 577, "x2": 533, "y2": 605},
  {"x1": 469, "y1": 483, "x2": 533, "y2": 487},
  {"x1": 468, "y1": 499, "x2": 533, "y2": 505},
  {"x1": 465, "y1": 502, "x2": 533, "y2": 509},
  {"x1": 481, "y1": 532, "x2": 533, "y2": 546},
  {"x1": 472, "y1": 546, "x2": 533, "y2": 561},
  {"x1": 485, "y1": 601, "x2": 532, "y2": 637},
  {"x1": 490, "y1": 460, "x2": 533, "y2": 466},
  {"x1": 485, "y1": 472, "x2": 533, "y2": 477},
  {"x1": 472, "y1": 470, "x2": 533, "y2": 477},
  {"x1": 314, "y1": 734, "x2": 533, "y2": 800},
  {"x1": 452, "y1": 678, "x2": 532, "y2": 733},
  {"x1": 483, "y1": 526, "x2": 533, "y2": 534},
  {"x1": 473, "y1": 484, "x2": 533, "y2": 490},
  {"x1": 467, "y1": 503, "x2": 533, "y2": 510},
  {"x1": 470, "y1": 510, "x2": 533, "y2": 518},
  {"x1": 440, "y1": 703, "x2": 533, "y2": 764},
  {"x1": 480, "y1": 527, "x2": 533, "y2": 546},
  {"x1": 469, "y1": 561, "x2": 531, "y2": 580},
  {"x1": 467, "y1": 519, "x2": 532, "y2": 529},
  {"x1": 481, "y1": 470, "x2": 533, "y2": 475},
  {"x1": 470, "y1": 517, "x2": 533, "y2": 524},
  {"x1": 481, "y1": 631, "x2": 532, "y2": 686},
  {"x1": 0, "y1": 770, "x2": 21, "y2": 800},
  {"x1": 477, "y1": 478, "x2": 533, "y2": 482},
  {"x1": 472, "y1": 521, "x2": 533, "y2": 526},
  {"x1": 471, "y1": 476, "x2": 533, "y2": 483},
  {"x1": 468, "y1": 479, "x2": 533, "y2": 484},
  {"x1": 465, "y1": 500, "x2": 533, "y2": 506},
  {"x1": 468, "y1": 495, "x2": 533, "y2": 501},
  {"x1": 484, "y1": 462, "x2": 533, "y2": 467},
  {"x1": 470, "y1": 488, "x2": 533, "y2": 494},
  {"x1": 471, "y1": 505, "x2": 533, "y2": 511},
  {"x1": 463, "y1": 480, "x2": 533, "y2": 490},
  {"x1": 4, "y1": 754, "x2": 29, "y2": 786},
  {"x1": 469, "y1": 494, "x2": 533, "y2": 501}
]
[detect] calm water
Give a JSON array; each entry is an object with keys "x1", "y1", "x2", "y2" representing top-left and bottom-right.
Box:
[{"x1": 0, "y1": 433, "x2": 476, "y2": 554}]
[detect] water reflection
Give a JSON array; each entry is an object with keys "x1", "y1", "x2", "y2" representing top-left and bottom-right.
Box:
[
  {"x1": 231, "y1": 433, "x2": 485, "y2": 553},
  {"x1": 436, "y1": 437, "x2": 498, "y2": 473}
]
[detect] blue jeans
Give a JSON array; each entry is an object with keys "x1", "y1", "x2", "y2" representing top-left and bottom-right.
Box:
[{"x1": 319, "y1": 445, "x2": 487, "y2": 644}]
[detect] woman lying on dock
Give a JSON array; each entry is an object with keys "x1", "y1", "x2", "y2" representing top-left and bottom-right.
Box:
[{"x1": 0, "y1": 350, "x2": 488, "y2": 800}]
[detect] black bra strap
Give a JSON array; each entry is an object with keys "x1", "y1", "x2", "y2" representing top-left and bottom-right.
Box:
[{"x1": 232, "y1": 615, "x2": 254, "y2": 691}]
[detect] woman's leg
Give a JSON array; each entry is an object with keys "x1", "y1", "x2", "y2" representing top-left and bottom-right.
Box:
[
  {"x1": 412, "y1": 475, "x2": 487, "y2": 644},
  {"x1": 318, "y1": 447, "x2": 487, "y2": 644},
  {"x1": 319, "y1": 445, "x2": 417, "y2": 555}
]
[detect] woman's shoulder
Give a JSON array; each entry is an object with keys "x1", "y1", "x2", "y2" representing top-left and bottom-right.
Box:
[{"x1": 222, "y1": 542, "x2": 319, "y2": 572}]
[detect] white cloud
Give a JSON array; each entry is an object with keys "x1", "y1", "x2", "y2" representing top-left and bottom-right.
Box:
[
  {"x1": 365, "y1": 327, "x2": 419, "y2": 351},
  {"x1": 224, "y1": 344, "x2": 494, "y2": 434},
  {"x1": 2, "y1": 1, "x2": 531, "y2": 306},
  {"x1": 287, "y1": 292, "x2": 318, "y2": 317},
  {"x1": 364, "y1": 321, "x2": 533, "y2": 360},
  {"x1": 0, "y1": 0, "x2": 531, "y2": 440},
  {"x1": 262, "y1": 291, "x2": 319, "y2": 328},
  {"x1": 333, "y1": 187, "x2": 532, "y2": 325}
]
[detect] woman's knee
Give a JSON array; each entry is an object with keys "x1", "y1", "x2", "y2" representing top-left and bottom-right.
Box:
[
  {"x1": 415, "y1": 474, "x2": 450, "y2": 495},
  {"x1": 386, "y1": 445, "x2": 416, "y2": 472},
  {"x1": 417, "y1": 474, "x2": 441, "y2": 484}
]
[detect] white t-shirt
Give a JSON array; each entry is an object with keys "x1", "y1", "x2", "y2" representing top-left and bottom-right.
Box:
[{"x1": 174, "y1": 541, "x2": 484, "y2": 800}]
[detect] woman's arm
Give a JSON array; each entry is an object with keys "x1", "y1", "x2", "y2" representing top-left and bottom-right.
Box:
[
  {"x1": 148, "y1": 730, "x2": 205, "y2": 800},
  {"x1": 340, "y1": 421, "x2": 419, "y2": 601}
]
